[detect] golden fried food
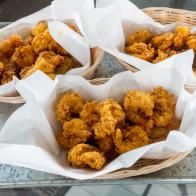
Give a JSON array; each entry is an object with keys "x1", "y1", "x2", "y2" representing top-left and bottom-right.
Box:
[
  {"x1": 186, "y1": 35, "x2": 196, "y2": 52},
  {"x1": 126, "y1": 29, "x2": 152, "y2": 46},
  {"x1": 19, "y1": 66, "x2": 33, "y2": 78},
  {"x1": 1, "y1": 63, "x2": 18, "y2": 84},
  {"x1": 54, "y1": 88, "x2": 180, "y2": 170},
  {"x1": 92, "y1": 120, "x2": 115, "y2": 139},
  {"x1": 148, "y1": 127, "x2": 169, "y2": 142},
  {"x1": 0, "y1": 34, "x2": 23, "y2": 57},
  {"x1": 56, "y1": 92, "x2": 85, "y2": 124},
  {"x1": 80, "y1": 101, "x2": 100, "y2": 126},
  {"x1": 32, "y1": 21, "x2": 48, "y2": 36},
  {"x1": 151, "y1": 87, "x2": 175, "y2": 127},
  {"x1": 0, "y1": 62, "x2": 4, "y2": 73},
  {"x1": 153, "y1": 49, "x2": 176, "y2": 63},
  {"x1": 96, "y1": 137, "x2": 114, "y2": 153},
  {"x1": 149, "y1": 117, "x2": 180, "y2": 142},
  {"x1": 153, "y1": 49, "x2": 168, "y2": 63},
  {"x1": 32, "y1": 29, "x2": 67, "y2": 55},
  {"x1": 125, "y1": 25, "x2": 195, "y2": 63},
  {"x1": 67, "y1": 143, "x2": 106, "y2": 169},
  {"x1": 11, "y1": 45, "x2": 36, "y2": 69},
  {"x1": 174, "y1": 26, "x2": 190, "y2": 50},
  {"x1": 151, "y1": 32, "x2": 174, "y2": 51},
  {"x1": 113, "y1": 126, "x2": 150, "y2": 154},
  {"x1": 99, "y1": 99, "x2": 125, "y2": 125},
  {"x1": 125, "y1": 43, "x2": 155, "y2": 62},
  {"x1": 56, "y1": 119, "x2": 91, "y2": 149},
  {"x1": 22, "y1": 51, "x2": 64, "y2": 79},
  {"x1": 55, "y1": 56, "x2": 80, "y2": 74},
  {"x1": 123, "y1": 90, "x2": 154, "y2": 130}
]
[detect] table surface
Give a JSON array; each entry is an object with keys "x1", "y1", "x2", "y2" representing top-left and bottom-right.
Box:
[{"x1": 0, "y1": 1, "x2": 196, "y2": 187}]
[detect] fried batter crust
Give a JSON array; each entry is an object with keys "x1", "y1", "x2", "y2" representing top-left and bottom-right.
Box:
[
  {"x1": 113, "y1": 126, "x2": 150, "y2": 154},
  {"x1": 68, "y1": 143, "x2": 106, "y2": 169},
  {"x1": 151, "y1": 87, "x2": 175, "y2": 127},
  {"x1": 57, "y1": 119, "x2": 91, "y2": 149},
  {"x1": 123, "y1": 90, "x2": 154, "y2": 129},
  {"x1": 56, "y1": 92, "x2": 85, "y2": 124}
]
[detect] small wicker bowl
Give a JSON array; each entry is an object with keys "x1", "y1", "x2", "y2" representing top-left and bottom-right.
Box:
[
  {"x1": 118, "y1": 7, "x2": 196, "y2": 86},
  {"x1": 89, "y1": 77, "x2": 191, "y2": 179}
]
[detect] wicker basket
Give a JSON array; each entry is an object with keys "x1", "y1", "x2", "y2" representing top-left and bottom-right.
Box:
[
  {"x1": 90, "y1": 77, "x2": 191, "y2": 179},
  {"x1": 118, "y1": 7, "x2": 196, "y2": 84}
]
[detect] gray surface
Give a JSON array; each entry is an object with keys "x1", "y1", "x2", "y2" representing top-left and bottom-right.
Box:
[{"x1": 0, "y1": 53, "x2": 196, "y2": 188}]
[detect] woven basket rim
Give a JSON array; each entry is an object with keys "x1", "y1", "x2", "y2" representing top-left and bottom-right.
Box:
[
  {"x1": 142, "y1": 7, "x2": 196, "y2": 14},
  {"x1": 96, "y1": 152, "x2": 190, "y2": 179}
]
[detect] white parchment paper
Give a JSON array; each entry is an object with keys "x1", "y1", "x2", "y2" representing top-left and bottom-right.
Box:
[
  {"x1": 79, "y1": 0, "x2": 196, "y2": 85},
  {"x1": 0, "y1": 0, "x2": 94, "y2": 96},
  {"x1": 0, "y1": 55, "x2": 195, "y2": 179}
]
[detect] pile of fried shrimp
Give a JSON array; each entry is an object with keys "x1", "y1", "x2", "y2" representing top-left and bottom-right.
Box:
[
  {"x1": 125, "y1": 26, "x2": 196, "y2": 63},
  {"x1": 55, "y1": 87, "x2": 180, "y2": 170},
  {"x1": 0, "y1": 21, "x2": 81, "y2": 85}
]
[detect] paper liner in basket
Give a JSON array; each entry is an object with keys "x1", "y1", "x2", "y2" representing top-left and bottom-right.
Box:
[
  {"x1": 0, "y1": 56, "x2": 195, "y2": 179},
  {"x1": 79, "y1": 0, "x2": 196, "y2": 86},
  {"x1": 0, "y1": 0, "x2": 95, "y2": 97}
]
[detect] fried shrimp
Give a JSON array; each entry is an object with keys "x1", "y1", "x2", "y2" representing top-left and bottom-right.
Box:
[
  {"x1": 68, "y1": 143, "x2": 106, "y2": 169},
  {"x1": 151, "y1": 87, "x2": 175, "y2": 127},
  {"x1": 22, "y1": 51, "x2": 64, "y2": 79},
  {"x1": 80, "y1": 101, "x2": 100, "y2": 126},
  {"x1": 56, "y1": 92, "x2": 85, "y2": 124},
  {"x1": 174, "y1": 26, "x2": 190, "y2": 49},
  {"x1": 125, "y1": 29, "x2": 152, "y2": 46},
  {"x1": 123, "y1": 90, "x2": 154, "y2": 129},
  {"x1": 92, "y1": 120, "x2": 116, "y2": 139},
  {"x1": 0, "y1": 34, "x2": 23, "y2": 57},
  {"x1": 1, "y1": 63, "x2": 18, "y2": 84},
  {"x1": 11, "y1": 45, "x2": 36, "y2": 69},
  {"x1": 31, "y1": 28, "x2": 67, "y2": 55},
  {"x1": 125, "y1": 42, "x2": 155, "y2": 62},
  {"x1": 151, "y1": 32, "x2": 174, "y2": 51},
  {"x1": 113, "y1": 126, "x2": 150, "y2": 154},
  {"x1": 153, "y1": 49, "x2": 168, "y2": 63},
  {"x1": 186, "y1": 35, "x2": 196, "y2": 52},
  {"x1": 149, "y1": 117, "x2": 180, "y2": 142},
  {"x1": 56, "y1": 119, "x2": 91, "y2": 149},
  {"x1": 99, "y1": 99, "x2": 125, "y2": 125},
  {"x1": 96, "y1": 137, "x2": 114, "y2": 153},
  {"x1": 32, "y1": 21, "x2": 48, "y2": 36}
]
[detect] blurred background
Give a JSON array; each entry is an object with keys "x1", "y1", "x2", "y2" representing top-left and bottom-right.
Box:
[{"x1": 0, "y1": 0, "x2": 195, "y2": 21}]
